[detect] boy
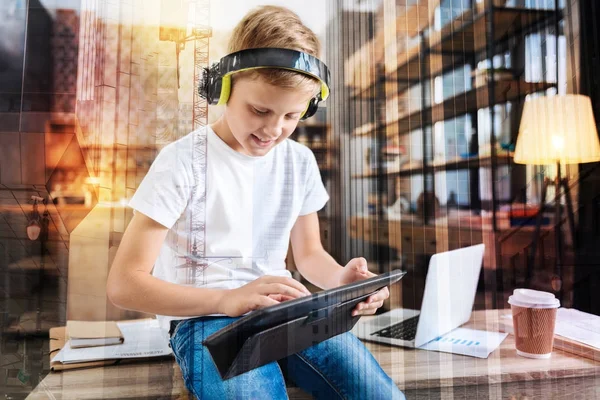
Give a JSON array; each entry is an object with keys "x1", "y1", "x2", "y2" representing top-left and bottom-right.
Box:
[{"x1": 107, "y1": 5, "x2": 404, "y2": 399}]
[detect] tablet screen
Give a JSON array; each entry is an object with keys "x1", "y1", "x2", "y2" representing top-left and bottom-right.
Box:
[{"x1": 205, "y1": 269, "x2": 406, "y2": 344}]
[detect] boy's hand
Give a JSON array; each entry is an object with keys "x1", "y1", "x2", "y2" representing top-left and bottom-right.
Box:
[
  {"x1": 338, "y1": 257, "x2": 389, "y2": 317},
  {"x1": 218, "y1": 276, "x2": 312, "y2": 317}
]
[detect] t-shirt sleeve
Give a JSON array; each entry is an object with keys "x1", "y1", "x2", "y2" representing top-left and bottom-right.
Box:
[
  {"x1": 299, "y1": 151, "x2": 329, "y2": 216},
  {"x1": 128, "y1": 138, "x2": 194, "y2": 228}
]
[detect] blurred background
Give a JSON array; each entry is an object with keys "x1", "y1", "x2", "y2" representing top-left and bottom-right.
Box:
[{"x1": 1, "y1": 0, "x2": 599, "y2": 397}]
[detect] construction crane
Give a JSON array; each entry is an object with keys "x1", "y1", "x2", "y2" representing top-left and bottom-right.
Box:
[
  {"x1": 190, "y1": 0, "x2": 211, "y2": 130},
  {"x1": 159, "y1": 0, "x2": 211, "y2": 284},
  {"x1": 159, "y1": 0, "x2": 211, "y2": 129},
  {"x1": 188, "y1": 0, "x2": 210, "y2": 285}
]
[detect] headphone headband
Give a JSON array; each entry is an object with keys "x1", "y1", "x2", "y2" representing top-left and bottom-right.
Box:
[
  {"x1": 219, "y1": 48, "x2": 330, "y2": 101},
  {"x1": 199, "y1": 47, "x2": 331, "y2": 120}
]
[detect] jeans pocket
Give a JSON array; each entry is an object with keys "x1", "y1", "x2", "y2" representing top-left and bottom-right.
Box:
[
  {"x1": 171, "y1": 321, "x2": 195, "y2": 355},
  {"x1": 171, "y1": 319, "x2": 188, "y2": 340}
]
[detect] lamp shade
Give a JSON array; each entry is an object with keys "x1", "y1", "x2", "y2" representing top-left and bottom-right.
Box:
[
  {"x1": 27, "y1": 220, "x2": 41, "y2": 241},
  {"x1": 514, "y1": 95, "x2": 600, "y2": 165}
]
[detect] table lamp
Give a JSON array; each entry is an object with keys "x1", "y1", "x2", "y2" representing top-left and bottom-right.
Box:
[{"x1": 514, "y1": 94, "x2": 600, "y2": 299}]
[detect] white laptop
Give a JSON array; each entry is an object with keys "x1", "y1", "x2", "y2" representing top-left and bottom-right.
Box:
[{"x1": 353, "y1": 243, "x2": 485, "y2": 348}]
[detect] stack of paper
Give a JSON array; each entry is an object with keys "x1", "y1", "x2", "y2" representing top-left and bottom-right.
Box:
[
  {"x1": 554, "y1": 308, "x2": 600, "y2": 349},
  {"x1": 420, "y1": 327, "x2": 508, "y2": 358},
  {"x1": 53, "y1": 319, "x2": 172, "y2": 364}
]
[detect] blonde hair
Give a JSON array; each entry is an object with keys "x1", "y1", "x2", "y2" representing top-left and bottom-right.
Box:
[{"x1": 228, "y1": 6, "x2": 321, "y2": 94}]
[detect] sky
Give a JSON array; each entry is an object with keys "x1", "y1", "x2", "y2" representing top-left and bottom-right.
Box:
[{"x1": 210, "y1": 0, "x2": 328, "y2": 37}]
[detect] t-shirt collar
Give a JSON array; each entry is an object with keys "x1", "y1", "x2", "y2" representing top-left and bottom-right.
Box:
[{"x1": 206, "y1": 125, "x2": 274, "y2": 163}]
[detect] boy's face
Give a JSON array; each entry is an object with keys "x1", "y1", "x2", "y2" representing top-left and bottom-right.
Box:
[{"x1": 218, "y1": 76, "x2": 316, "y2": 157}]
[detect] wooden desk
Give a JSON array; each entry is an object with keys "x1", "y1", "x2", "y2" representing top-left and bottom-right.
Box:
[
  {"x1": 356, "y1": 309, "x2": 600, "y2": 399},
  {"x1": 28, "y1": 310, "x2": 599, "y2": 399},
  {"x1": 27, "y1": 357, "x2": 313, "y2": 399}
]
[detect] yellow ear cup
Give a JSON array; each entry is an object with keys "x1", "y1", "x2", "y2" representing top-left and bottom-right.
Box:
[
  {"x1": 299, "y1": 99, "x2": 311, "y2": 119},
  {"x1": 216, "y1": 75, "x2": 232, "y2": 106},
  {"x1": 320, "y1": 83, "x2": 329, "y2": 101}
]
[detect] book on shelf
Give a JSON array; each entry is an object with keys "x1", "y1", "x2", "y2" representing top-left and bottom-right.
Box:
[{"x1": 66, "y1": 320, "x2": 124, "y2": 348}]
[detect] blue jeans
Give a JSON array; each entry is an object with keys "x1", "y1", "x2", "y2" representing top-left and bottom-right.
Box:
[{"x1": 169, "y1": 316, "x2": 405, "y2": 400}]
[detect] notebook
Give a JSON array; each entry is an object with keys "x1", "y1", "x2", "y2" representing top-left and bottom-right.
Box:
[
  {"x1": 66, "y1": 320, "x2": 124, "y2": 348},
  {"x1": 50, "y1": 319, "x2": 172, "y2": 371}
]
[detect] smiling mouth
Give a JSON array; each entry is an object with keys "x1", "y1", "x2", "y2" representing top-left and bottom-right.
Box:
[{"x1": 251, "y1": 134, "x2": 276, "y2": 147}]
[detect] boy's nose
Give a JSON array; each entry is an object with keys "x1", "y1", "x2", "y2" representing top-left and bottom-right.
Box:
[{"x1": 262, "y1": 119, "x2": 284, "y2": 138}]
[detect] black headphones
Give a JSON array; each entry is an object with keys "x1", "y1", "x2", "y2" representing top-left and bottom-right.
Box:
[{"x1": 198, "y1": 48, "x2": 330, "y2": 120}]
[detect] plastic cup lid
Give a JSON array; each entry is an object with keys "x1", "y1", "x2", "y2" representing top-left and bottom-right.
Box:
[{"x1": 508, "y1": 288, "x2": 560, "y2": 309}]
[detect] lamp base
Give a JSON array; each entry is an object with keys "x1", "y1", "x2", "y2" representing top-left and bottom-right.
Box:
[{"x1": 527, "y1": 162, "x2": 576, "y2": 302}]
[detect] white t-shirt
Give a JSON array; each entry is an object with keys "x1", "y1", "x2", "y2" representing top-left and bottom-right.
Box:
[{"x1": 128, "y1": 125, "x2": 329, "y2": 332}]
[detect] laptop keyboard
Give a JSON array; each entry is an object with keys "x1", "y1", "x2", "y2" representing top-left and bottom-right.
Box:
[{"x1": 371, "y1": 315, "x2": 420, "y2": 341}]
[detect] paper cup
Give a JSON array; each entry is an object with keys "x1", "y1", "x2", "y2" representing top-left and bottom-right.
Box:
[{"x1": 508, "y1": 289, "x2": 559, "y2": 359}]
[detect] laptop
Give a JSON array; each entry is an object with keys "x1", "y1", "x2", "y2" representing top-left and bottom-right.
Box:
[{"x1": 352, "y1": 243, "x2": 484, "y2": 349}]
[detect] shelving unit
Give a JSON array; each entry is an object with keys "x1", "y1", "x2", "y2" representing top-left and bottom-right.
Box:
[
  {"x1": 353, "y1": 80, "x2": 554, "y2": 138},
  {"x1": 352, "y1": 153, "x2": 514, "y2": 179},
  {"x1": 346, "y1": 0, "x2": 562, "y2": 308},
  {"x1": 286, "y1": 107, "x2": 338, "y2": 284},
  {"x1": 351, "y1": 4, "x2": 559, "y2": 101},
  {"x1": 350, "y1": 0, "x2": 560, "y2": 221}
]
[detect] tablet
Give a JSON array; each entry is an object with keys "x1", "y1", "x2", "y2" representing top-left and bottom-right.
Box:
[{"x1": 203, "y1": 269, "x2": 406, "y2": 379}]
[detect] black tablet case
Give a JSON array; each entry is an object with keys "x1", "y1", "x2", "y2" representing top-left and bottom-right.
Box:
[{"x1": 203, "y1": 270, "x2": 406, "y2": 379}]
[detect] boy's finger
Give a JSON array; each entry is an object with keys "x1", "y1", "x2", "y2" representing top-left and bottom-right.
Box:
[
  {"x1": 355, "y1": 306, "x2": 377, "y2": 316},
  {"x1": 267, "y1": 294, "x2": 295, "y2": 302},
  {"x1": 372, "y1": 300, "x2": 384, "y2": 309},
  {"x1": 365, "y1": 292, "x2": 380, "y2": 303},
  {"x1": 352, "y1": 305, "x2": 378, "y2": 317},
  {"x1": 347, "y1": 257, "x2": 368, "y2": 273},
  {"x1": 267, "y1": 294, "x2": 282, "y2": 302},
  {"x1": 354, "y1": 299, "x2": 384, "y2": 313},
  {"x1": 367, "y1": 288, "x2": 389, "y2": 303},
  {"x1": 254, "y1": 295, "x2": 280, "y2": 310},
  {"x1": 265, "y1": 283, "x2": 309, "y2": 299},
  {"x1": 368, "y1": 293, "x2": 387, "y2": 303},
  {"x1": 279, "y1": 276, "x2": 312, "y2": 295},
  {"x1": 263, "y1": 276, "x2": 311, "y2": 295},
  {"x1": 364, "y1": 300, "x2": 381, "y2": 309}
]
